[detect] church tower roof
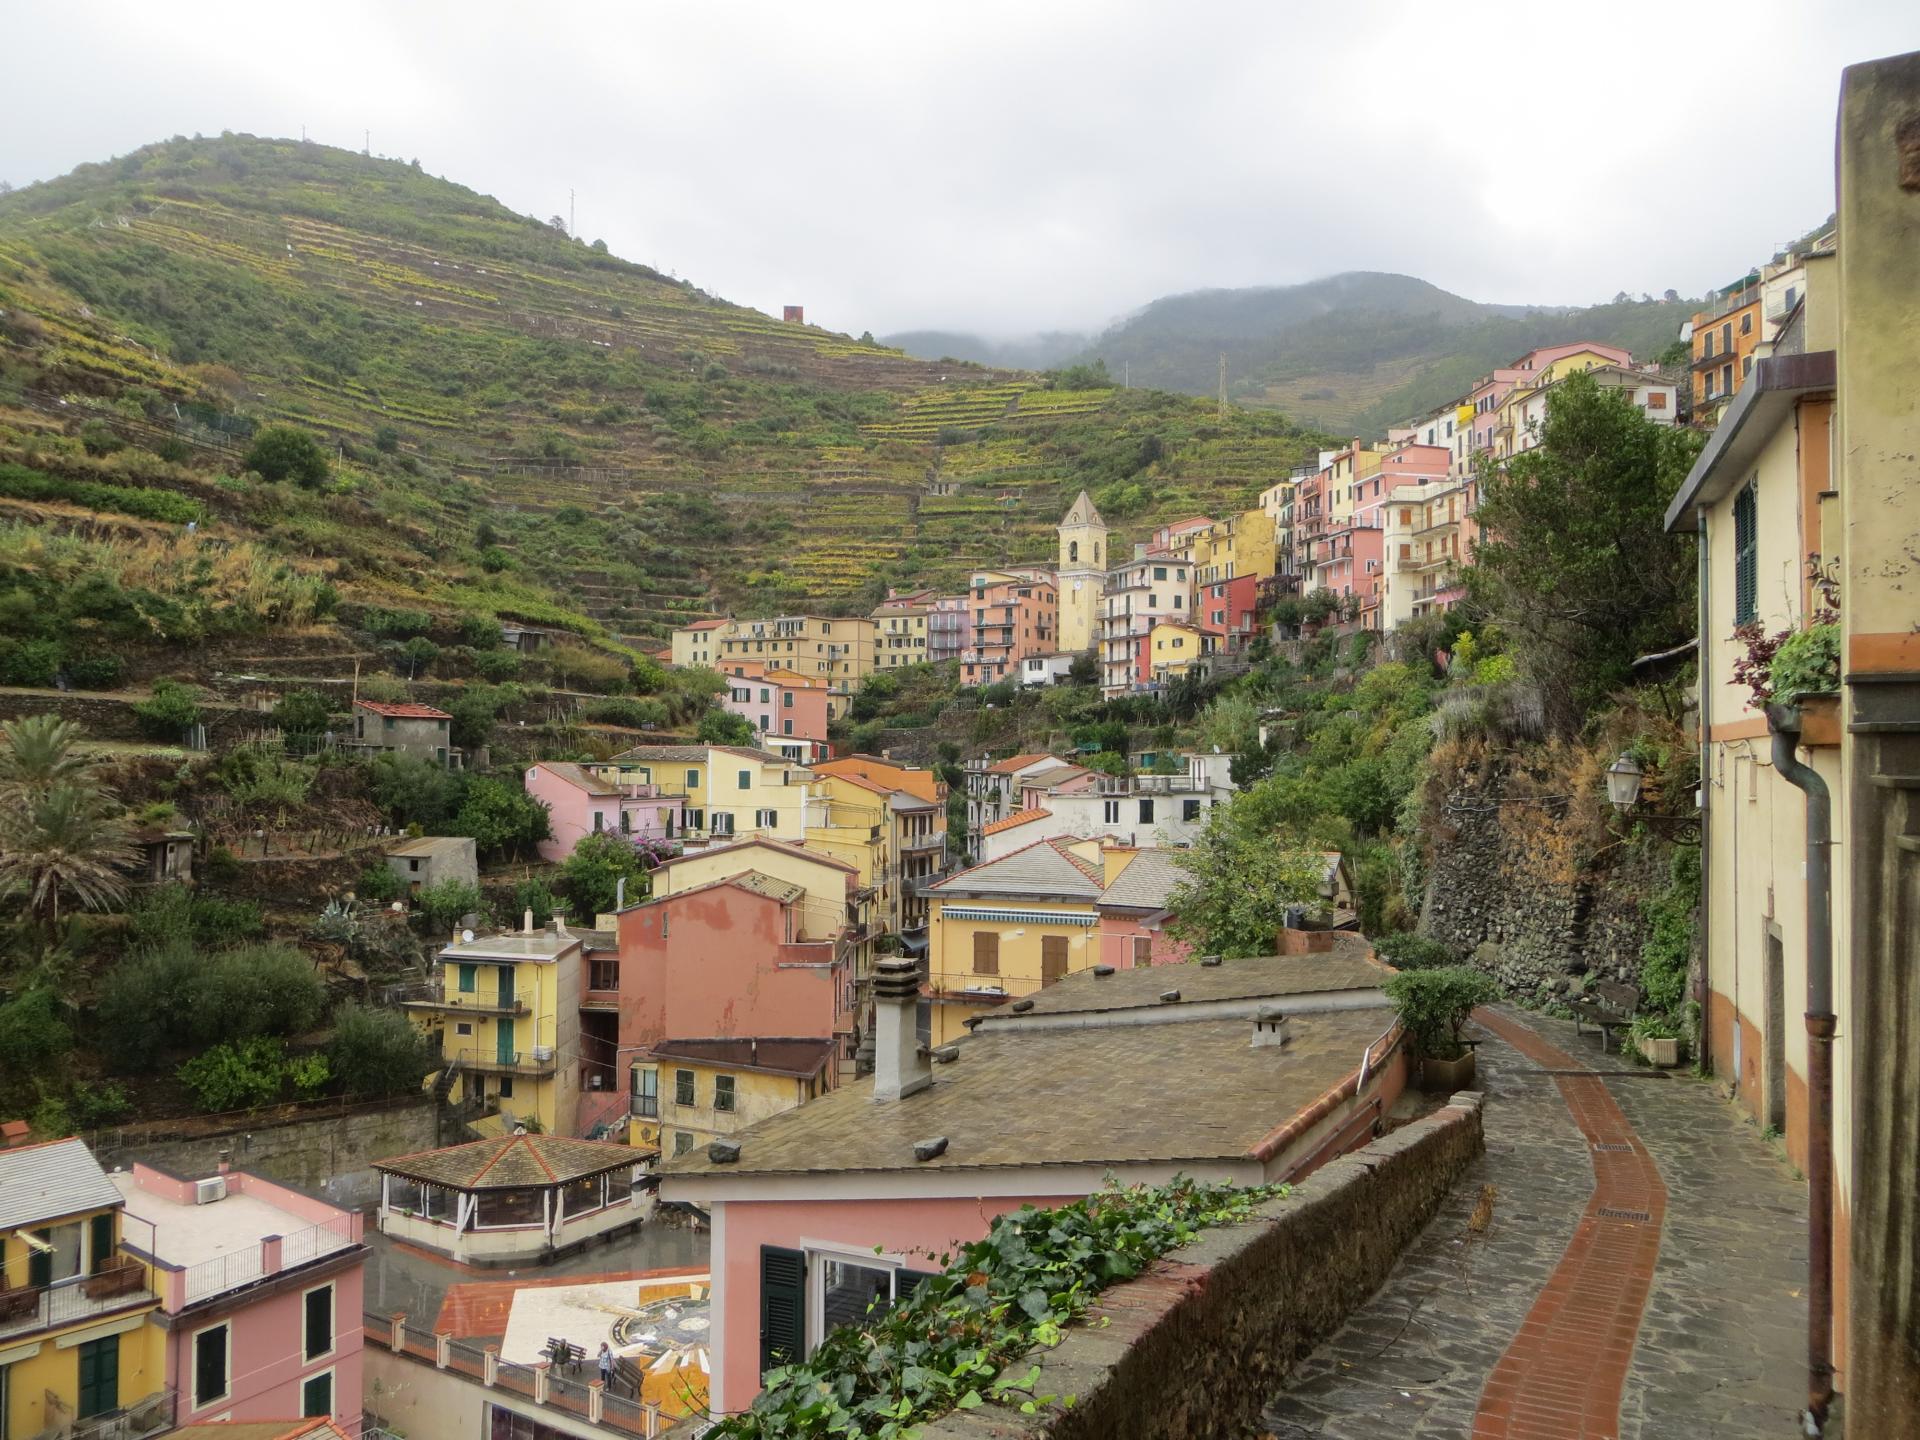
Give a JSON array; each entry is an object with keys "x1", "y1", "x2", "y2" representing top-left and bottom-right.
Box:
[{"x1": 1061, "y1": 489, "x2": 1106, "y2": 528}]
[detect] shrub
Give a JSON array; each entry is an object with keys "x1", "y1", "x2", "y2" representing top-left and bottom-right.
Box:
[
  {"x1": 270, "y1": 688, "x2": 334, "y2": 737},
  {"x1": 562, "y1": 831, "x2": 651, "y2": 919},
  {"x1": 177, "y1": 1037, "x2": 295, "y2": 1111},
  {"x1": 698, "y1": 708, "x2": 757, "y2": 746},
  {"x1": 513, "y1": 877, "x2": 557, "y2": 927},
  {"x1": 363, "y1": 607, "x2": 434, "y2": 640},
  {"x1": 547, "y1": 645, "x2": 630, "y2": 694},
  {"x1": 471, "y1": 648, "x2": 522, "y2": 681},
  {"x1": 1639, "y1": 847, "x2": 1700, "y2": 1015},
  {"x1": 1768, "y1": 623, "x2": 1841, "y2": 705},
  {"x1": 1382, "y1": 967, "x2": 1500, "y2": 1060},
  {"x1": 416, "y1": 878, "x2": 484, "y2": 932},
  {"x1": 586, "y1": 696, "x2": 668, "y2": 729},
  {"x1": 980, "y1": 680, "x2": 1017, "y2": 707},
  {"x1": 373, "y1": 425, "x2": 401, "y2": 453},
  {"x1": 328, "y1": 1005, "x2": 433, "y2": 1098},
  {"x1": 132, "y1": 678, "x2": 202, "y2": 739},
  {"x1": 357, "y1": 863, "x2": 403, "y2": 902},
  {"x1": 0, "y1": 638, "x2": 61, "y2": 686},
  {"x1": 0, "y1": 989, "x2": 73, "y2": 1069},
  {"x1": 368, "y1": 752, "x2": 468, "y2": 830},
  {"x1": 245, "y1": 426, "x2": 330, "y2": 488},
  {"x1": 457, "y1": 613, "x2": 502, "y2": 648},
  {"x1": 99, "y1": 941, "x2": 326, "y2": 1068},
  {"x1": 79, "y1": 420, "x2": 125, "y2": 457},
  {"x1": 1371, "y1": 931, "x2": 1458, "y2": 970},
  {"x1": 67, "y1": 1079, "x2": 132, "y2": 1130},
  {"x1": 446, "y1": 689, "x2": 500, "y2": 751},
  {"x1": 65, "y1": 654, "x2": 123, "y2": 689},
  {"x1": 399, "y1": 635, "x2": 440, "y2": 677}
]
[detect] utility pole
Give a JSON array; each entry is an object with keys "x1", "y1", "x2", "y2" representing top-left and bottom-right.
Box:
[
  {"x1": 569, "y1": 188, "x2": 576, "y2": 239},
  {"x1": 1218, "y1": 354, "x2": 1228, "y2": 417},
  {"x1": 363, "y1": 129, "x2": 370, "y2": 156},
  {"x1": 1123, "y1": 360, "x2": 1130, "y2": 389}
]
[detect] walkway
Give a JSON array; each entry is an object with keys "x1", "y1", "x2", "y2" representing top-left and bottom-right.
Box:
[{"x1": 1262, "y1": 1007, "x2": 1811, "y2": 1440}]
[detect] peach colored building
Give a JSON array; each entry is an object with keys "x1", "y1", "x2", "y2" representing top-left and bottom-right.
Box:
[
  {"x1": 720, "y1": 667, "x2": 831, "y2": 763},
  {"x1": 660, "y1": 952, "x2": 1401, "y2": 1417},
  {"x1": 1095, "y1": 847, "x2": 1192, "y2": 967},
  {"x1": 960, "y1": 569, "x2": 1058, "y2": 685}
]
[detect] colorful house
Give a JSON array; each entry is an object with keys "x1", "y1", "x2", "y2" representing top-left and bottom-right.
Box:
[
  {"x1": 115, "y1": 1162, "x2": 367, "y2": 1431},
  {"x1": 1009, "y1": 752, "x2": 1235, "y2": 852},
  {"x1": 641, "y1": 1038, "x2": 838, "y2": 1163},
  {"x1": 659, "y1": 950, "x2": 1402, "y2": 1417},
  {"x1": 812, "y1": 757, "x2": 949, "y2": 932},
  {"x1": 406, "y1": 922, "x2": 585, "y2": 1135},
  {"x1": 1098, "y1": 550, "x2": 1194, "y2": 695},
  {"x1": 719, "y1": 668, "x2": 831, "y2": 763},
  {"x1": 524, "y1": 762, "x2": 686, "y2": 863},
  {"x1": 1690, "y1": 278, "x2": 1763, "y2": 417},
  {"x1": 602, "y1": 744, "x2": 816, "y2": 847},
  {"x1": 959, "y1": 569, "x2": 1058, "y2": 685},
  {"x1": 669, "y1": 617, "x2": 732, "y2": 669},
  {"x1": 1147, "y1": 619, "x2": 1206, "y2": 683},
  {"x1": 870, "y1": 593, "x2": 933, "y2": 670},
  {"x1": 1196, "y1": 573, "x2": 1261, "y2": 653},
  {"x1": 1094, "y1": 847, "x2": 1192, "y2": 967},
  {"x1": 963, "y1": 752, "x2": 1064, "y2": 844},
  {"x1": 715, "y1": 616, "x2": 876, "y2": 698},
  {"x1": 0, "y1": 1139, "x2": 167, "y2": 1440}
]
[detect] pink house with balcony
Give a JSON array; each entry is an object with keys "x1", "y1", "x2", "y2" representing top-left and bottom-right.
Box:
[
  {"x1": 658, "y1": 951, "x2": 1402, "y2": 1418},
  {"x1": 718, "y1": 668, "x2": 831, "y2": 764},
  {"x1": 1094, "y1": 847, "x2": 1193, "y2": 967},
  {"x1": 524, "y1": 762, "x2": 686, "y2": 863},
  {"x1": 113, "y1": 1163, "x2": 366, "y2": 1432}
]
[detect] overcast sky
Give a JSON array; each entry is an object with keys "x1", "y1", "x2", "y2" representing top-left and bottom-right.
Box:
[{"x1": 4, "y1": 2, "x2": 1913, "y2": 338}]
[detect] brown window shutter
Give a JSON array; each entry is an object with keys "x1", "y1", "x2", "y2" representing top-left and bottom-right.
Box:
[
  {"x1": 1042, "y1": 936, "x2": 1070, "y2": 984},
  {"x1": 973, "y1": 930, "x2": 999, "y2": 975}
]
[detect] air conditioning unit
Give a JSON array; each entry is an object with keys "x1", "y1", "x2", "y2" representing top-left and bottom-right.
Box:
[{"x1": 194, "y1": 1176, "x2": 227, "y2": 1205}]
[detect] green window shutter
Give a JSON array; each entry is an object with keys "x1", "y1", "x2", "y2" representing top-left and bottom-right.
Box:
[
  {"x1": 77, "y1": 1335, "x2": 120, "y2": 1418},
  {"x1": 28, "y1": 1229, "x2": 52, "y2": 1288},
  {"x1": 896, "y1": 1268, "x2": 941, "y2": 1301},
  {"x1": 759, "y1": 1246, "x2": 807, "y2": 1375},
  {"x1": 89, "y1": 1212, "x2": 114, "y2": 1273},
  {"x1": 458, "y1": 963, "x2": 477, "y2": 993},
  {"x1": 1733, "y1": 482, "x2": 1758, "y2": 625}
]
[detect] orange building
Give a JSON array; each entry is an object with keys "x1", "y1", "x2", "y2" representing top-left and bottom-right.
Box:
[
  {"x1": 1690, "y1": 276, "x2": 1763, "y2": 415},
  {"x1": 960, "y1": 569, "x2": 1058, "y2": 685}
]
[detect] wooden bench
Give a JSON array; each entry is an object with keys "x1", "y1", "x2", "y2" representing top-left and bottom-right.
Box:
[
  {"x1": 1571, "y1": 980, "x2": 1641, "y2": 1052},
  {"x1": 546, "y1": 1337, "x2": 585, "y2": 1374}
]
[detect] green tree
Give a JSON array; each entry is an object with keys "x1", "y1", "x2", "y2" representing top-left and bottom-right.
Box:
[
  {"x1": 0, "y1": 989, "x2": 73, "y2": 1070},
  {"x1": 368, "y1": 753, "x2": 467, "y2": 830},
  {"x1": 328, "y1": 1005, "x2": 434, "y2": 1098},
  {"x1": 698, "y1": 708, "x2": 757, "y2": 746},
  {"x1": 446, "y1": 689, "x2": 500, "y2": 751},
  {"x1": 1166, "y1": 808, "x2": 1322, "y2": 958},
  {"x1": 270, "y1": 688, "x2": 333, "y2": 737},
  {"x1": 562, "y1": 832, "x2": 651, "y2": 919},
  {"x1": 1466, "y1": 371, "x2": 1704, "y2": 730},
  {"x1": 132, "y1": 678, "x2": 202, "y2": 740},
  {"x1": 0, "y1": 784, "x2": 137, "y2": 926},
  {"x1": 416, "y1": 878, "x2": 484, "y2": 931},
  {"x1": 177, "y1": 1037, "x2": 294, "y2": 1111},
  {"x1": 452, "y1": 775, "x2": 550, "y2": 859},
  {"x1": 245, "y1": 426, "x2": 330, "y2": 488}
]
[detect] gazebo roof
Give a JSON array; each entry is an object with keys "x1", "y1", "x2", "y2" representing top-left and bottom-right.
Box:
[{"x1": 374, "y1": 1133, "x2": 641, "y2": 1190}]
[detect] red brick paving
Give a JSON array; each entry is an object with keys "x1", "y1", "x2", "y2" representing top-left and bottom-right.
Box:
[
  {"x1": 435, "y1": 1265, "x2": 707, "y2": 1337},
  {"x1": 1470, "y1": 1008, "x2": 1669, "y2": 1440}
]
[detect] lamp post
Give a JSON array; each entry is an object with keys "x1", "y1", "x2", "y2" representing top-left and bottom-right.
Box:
[{"x1": 1606, "y1": 752, "x2": 1699, "y2": 845}]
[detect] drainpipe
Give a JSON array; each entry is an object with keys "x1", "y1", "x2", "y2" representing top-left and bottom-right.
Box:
[
  {"x1": 1769, "y1": 707, "x2": 1834, "y2": 1431},
  {"x1": 1694, "y1": 505, "x2": 1712, "y2": 1076}
]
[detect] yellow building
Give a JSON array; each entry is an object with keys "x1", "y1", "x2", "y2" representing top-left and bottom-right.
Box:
[
  {"x1": 602, "y1": 743, "x2": 816, "y2": 844},
  {"x1": 408, "y1": 926, "x2": 584, "y2": 1135},
  {"x1": 641, "y1": 1038, "x2": 838, "y2": 1160},
  {"x1": 716, "y1": 615, "x2": 877, "y2": 695},
  {"x1": 1148, "y1": 620, "x2": 1206, "y2": 682},
  {"x1": 923, "y1": 836, "x2": 1106, "y2": 1044},
  {"x1": 0, "y1": 1139, "x2": 166, "y2": 1440},
  {"x1": 669, "y1": 618, "x2": 735, "y2": 669},
  {"x1": 1176, "y1": 508, "x2": 1278, "y2": 587},
  {"x1": 870, "y1": 596, "x2": 932, "y2": 669},
  {"x1": 1056, "y1": 490, "x2": 1109, "y2": 656},
  {"x1": 651, "y1": 834, "x2": 871, "y2": 956}
]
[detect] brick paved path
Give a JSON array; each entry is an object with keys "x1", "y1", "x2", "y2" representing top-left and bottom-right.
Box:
[{"x1": 1261, "y1": 1007, "x2": 1809, "y2": 1440}]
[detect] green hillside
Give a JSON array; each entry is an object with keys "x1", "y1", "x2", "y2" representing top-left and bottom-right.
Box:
[{"x1": 0, "y1": 135, "x2": 1330, "y2": 647}]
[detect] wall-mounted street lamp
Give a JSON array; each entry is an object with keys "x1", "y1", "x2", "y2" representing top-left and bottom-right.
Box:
[{"x1": 1606, "y1": 753, "x2": 1700, "y2": 845}]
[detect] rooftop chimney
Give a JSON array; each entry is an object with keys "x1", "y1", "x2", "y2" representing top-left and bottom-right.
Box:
[
  {"x1": 523, "y1": 908, "x2": 534, "y2": 935},
  {"x1": 1251, "y1": 1006, "x2": 1293, "y2": 1049},
  {"x1": 872, "y1": 957, "x2": 931, "y2": 1102}
]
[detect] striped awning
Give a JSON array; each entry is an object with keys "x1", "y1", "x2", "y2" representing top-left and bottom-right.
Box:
[{"x1": 937, "y1": 906, "x2": 1096, "y2": 926}]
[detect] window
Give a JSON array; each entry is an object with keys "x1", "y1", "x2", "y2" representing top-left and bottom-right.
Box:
[
  {"x1": 783, "y1": 719, "x2": 794, "y2": 735},
  {"x1": 714, "y1": 1075, "x2": 736, "y2": 1113},
  {"x1": 1041, "y1": 936, "x2": 1070, "y2": 985},
  {"x1": 685, "y1": 769, "x2": 700, "y2": 790},
  {"x1": 1133, "y1": 936, "x2": 1152, "y2": 966},
  {"x1": 1741, "y1": 312, "x2": 1752, "y2": 336},
  {"x1": 783, "y1": 691, "x2": 794, "y2": 708},
  {"x1": 738, "y1": 769, "x2": 752, "y2": 790},
  {"x1": 1139, "y1": 798, "x2": 1155, "y2": 823},
  {"x1": 498, "y1": 1075, "x2": 514, "y2": 1099},
  {"x1": 1702, "y1": 333, "x2": 1713, "y2": 359},
  {"x1": 1183, "y1": 798, "x2": 1202, "y2": 822},
  {"x1": 455, "y1": 1021, "x2": 472, "y2": 1037},
  {"x1": 630, "y1": 1064, "x2": 659, "y2": 1118},
  {"x1": 1153, "y1": 566, "x2": 1167, "y2": 580},
  {"x1": 1742, "y1": 355, "x2": 1753, "y2": 379},
  {"x1": 1721, "y1": 363, "x2": 1734, "y2": 395},
  {"x1": 675, "y1": 1069, "x2": 696, "y2": 1106},
  {"x1": 1102, "y1": 799, "x2": 1120, "y2": 824},
  {"x1": 591, "y1": 811, "x2": 604, "y2": 833},
  {"x1": 972, "y1": 930, "x2": 999, "y2": 976},
  {"x1": 77, "y1": 1336, "x2": 119, "y2": 1420},
  {"x1": 1647, "y1": 392, "x2": 1669, "y2": 409},
  {"x1": 193, "y1": 1324, "x2": 230, "y2": 1408},
  {"x1": 759, "y1": 688, "x2": 771, "y2": 703},
  {"x1": 1786, "y1": 285, "x2": 1799, "y2": 312},
  {"x1": 1722, "y1": 322, "x2": 1733, "y2": 352},
  {"x1": 304, "y1": 1284, "x2": 333, "y2": 1361},
  {"x1": 301, "y1": 1371, "x2": 333, "y2": 1419},
  {"x1": 1733, "y1": 481, "x2": 1759, "y2": 624},
  {"x1": 1704, "y1": 373, "x2": 1717, "y2": 400},
  {"x1": 672, "y1": 1131, "x2": 693, "y2": 1157},
  {"x1": 755, "y1": 808, "x2": 778, "y2": 827}
]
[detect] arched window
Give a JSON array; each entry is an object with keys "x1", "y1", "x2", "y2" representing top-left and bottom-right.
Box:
[{"x1": 1068, "y1": 541, "x2": 1079, "y2": 563}]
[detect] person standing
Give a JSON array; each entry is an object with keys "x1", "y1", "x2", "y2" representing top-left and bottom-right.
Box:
[{"x1": 598, "y1": 1341, "x2": 616, "y2": 1395}]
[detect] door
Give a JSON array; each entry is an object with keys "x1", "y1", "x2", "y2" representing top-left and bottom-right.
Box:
[
  {"x1": 1041, "y1": 936, "x2": 1070, "y2": 985},
  {"x1": 497, "y1": 965, "x2": 515, "y2": 1010},
  {"x1": 89, "y1": 1213, "x2": 113, "y2": 1273},
  {"x1": 759, "y1": 1247, "x2": 806, "y2": 1375},
  {"x1": 77, "y1": 1335, "x2": 118, "y2": 1419},
  {"x1": 496, "y1": 1017, "x2": 516, "y2": 1065}
]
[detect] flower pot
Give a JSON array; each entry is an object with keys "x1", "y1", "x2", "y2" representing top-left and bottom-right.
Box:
[
  {"x1": 1421, "y1": 1050, "x2": 1476, "y2": 1093},
  {"x1": 1799, "y1": 693, "x2": 1841, "y2": 747},
  {"x1": 1637, "y1": 1035, "x2": 1686, "y2": 1069}
]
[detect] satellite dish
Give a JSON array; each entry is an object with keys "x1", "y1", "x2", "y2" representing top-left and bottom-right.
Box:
[{"x1": 461, "y1": 929, "x2": 475, "y2": 944}]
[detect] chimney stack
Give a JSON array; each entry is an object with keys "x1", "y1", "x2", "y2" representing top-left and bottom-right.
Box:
[
  {"x1": 523, "y1": 908, "x2": 535, "y2": 935},
  {"x1": 872, "y1": 957, "x2": 932, "y2": 1102}
]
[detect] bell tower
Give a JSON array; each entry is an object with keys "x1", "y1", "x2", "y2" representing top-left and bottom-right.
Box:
[{"x1": 1057, "y1": 490, "x2": 1108, "y2": 656}]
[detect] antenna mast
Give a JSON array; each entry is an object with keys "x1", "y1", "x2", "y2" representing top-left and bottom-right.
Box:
[{"x1": 1217, "y1": 354, "x2": 1228, "y2": 417}]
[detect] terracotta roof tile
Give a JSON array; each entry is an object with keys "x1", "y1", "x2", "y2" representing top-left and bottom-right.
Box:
[
  {"x1": 354, "y1": 700, "x2": 452, "y2": 719},
  {"x1": 374, "y1": 1134, "x2": 640, "y2": 1190},
  {"x1": 982, "y1": 808, "x2": 1052, "y2": 837},
  {"x1": 986, "y1": 752, "x2": 1058, "y2": 775}
]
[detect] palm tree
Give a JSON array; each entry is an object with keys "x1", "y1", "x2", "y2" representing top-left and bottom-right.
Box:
[
  {"x1": 0, "y1": 783, "x2": 139, "y2": 926},
  {"x1": 0, "y1": 715, "x2": 102, "y2": 804}
]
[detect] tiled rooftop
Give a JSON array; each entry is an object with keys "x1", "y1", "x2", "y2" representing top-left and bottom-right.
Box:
[
  {"x1": 354, "y1": 700, "x2": 453, "y2": 719},
  {"x1": 376, "y1": 1134, "x2": 643, "y2": 1190},
  {"x1": 662, "y1": 1007, "x2": 1391, "y2": 1180},
  {"x1": 929, "y1": 836, "x2": 1106, "y2": 901},
  {"x1": 648, "y1": 1037, "x2": 836, "y2": 1078},
  {"x1": 1096, "y1": 848, "x2": 1187, "y2": 912},
  {"x1": 985, "y1": 950, "x2": 1390, "y2": 1023},
  {"x1": 982, "y1": 808, "x2": 1051, "y2": 836}
]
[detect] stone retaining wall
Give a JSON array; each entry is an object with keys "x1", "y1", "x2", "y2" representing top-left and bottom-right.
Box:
[{"x1": 921, "y1": 1093, "x2": 1486, "y2": 1440}]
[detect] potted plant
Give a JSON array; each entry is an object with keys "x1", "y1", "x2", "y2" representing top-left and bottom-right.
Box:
[
  {"x1": 1768, "y1": 622, "x2": 1842, "y2": 745},
  {"x1": 1628, "y1": 1014, "x2": 1687, "y2": 1069},
  {"x1": 1383, "y1": 966, "x2": 1500, "y2": 1092}
]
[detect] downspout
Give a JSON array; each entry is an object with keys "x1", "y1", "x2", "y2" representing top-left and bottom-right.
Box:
[
  {"x1": 1694, "y1": 506, "x2": 1712, "y2": 1076},
  {"x1": 1769, "y1": 708, "x2": 1835, "y2": 1432}
]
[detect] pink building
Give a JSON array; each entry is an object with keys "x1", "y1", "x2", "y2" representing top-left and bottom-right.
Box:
[
  {"x1": 960, "y1": 570, "x2": 1058, "y2": 685},
  {"x1": 1095, "y1": 848, "x2": 1192, "y2": 967},
  {"x1": 1197, "y1": 573, "x2": 1260, "y2": 653},
  {"x1": 523, "y1": 762, "x2": 686, "y2": 863},
  {"x1": 115, "y1": 1163, "x2": 366, "y2": 1431},
  {"x1": 660, "y1": 951, "x2": 1403, "y2": 1417},
  {"x1": 719, "y1": 668, "x2": 831, "y2": 763}
]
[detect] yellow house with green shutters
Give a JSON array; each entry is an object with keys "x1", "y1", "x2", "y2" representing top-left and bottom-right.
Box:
[
  {"x1": 601, "y1": 744, "x2": 817, "y2": 846},
  {"x1": 0, "y1": 1139, "x2": 167, "y2": 1440},
  {"x1": 403, "y1": 925, "x2": 585, "y2": 1135},
  {"x1": 923, "y1": 836, "x2": 1107, "y2": 1045}
]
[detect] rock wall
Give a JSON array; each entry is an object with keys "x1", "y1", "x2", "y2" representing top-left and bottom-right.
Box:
[
  {"x1": 920, "y1": 1094, "x2": 1486, "y2": 1440},
  {"x1": 1419, "y1": 756, "x2": 1670, "y2": 1002}
]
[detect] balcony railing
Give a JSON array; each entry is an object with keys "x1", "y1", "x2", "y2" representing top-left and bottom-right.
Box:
[
  {"x1": 462, "y1": 1047, "x2": 560, "y2": 1077},
  {"x1": 180, "y1": 1213, "x2": 361, "y2": 1304},
  {"x1": 0, "y1": 1258, "x2": 158, "y2": 1341},
  {"x1": 900, "y1": 832, "x2": 945, "y2": 854},
  {"x1": 388, "y1": 982, "x2": 529, "y2": 1016},
  {"x1": 59, "y1": 1389, "x2": 175, "y2": 1440}
]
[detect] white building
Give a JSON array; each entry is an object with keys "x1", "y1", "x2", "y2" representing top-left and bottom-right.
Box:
[
  {"x1": 1098, "y1": 548, "x2": 1194, "y2": 696},
  {"x1": 978, "y1": 753, "x2": 1236, "y2": 859}
]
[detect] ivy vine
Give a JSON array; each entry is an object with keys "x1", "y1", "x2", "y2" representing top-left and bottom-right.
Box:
[{"x1": 714, "y1": 1175, "x2": 1287, "y2": 1439}]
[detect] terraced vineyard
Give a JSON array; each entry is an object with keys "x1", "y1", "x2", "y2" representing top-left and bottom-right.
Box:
[{"x1": 0, "y1": 135, "x2": 1332, "y2": 630}]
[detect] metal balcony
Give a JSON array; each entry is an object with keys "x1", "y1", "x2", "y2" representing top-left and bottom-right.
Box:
[{"x1": 391, "y1": 983, "x2": 528, "y2": 1016}]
